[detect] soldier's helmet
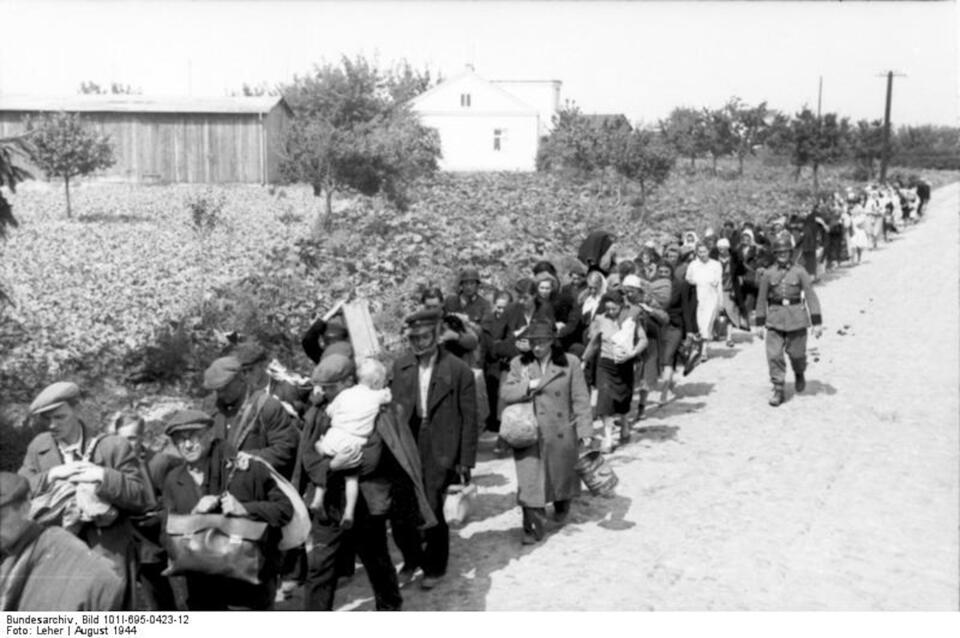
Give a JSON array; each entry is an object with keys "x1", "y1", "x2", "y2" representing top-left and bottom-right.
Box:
[{"x1": 773, "y1": 237, "x2": 793, "y2": 253}]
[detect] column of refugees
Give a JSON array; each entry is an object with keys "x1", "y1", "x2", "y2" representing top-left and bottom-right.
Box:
[{"x1": 0, "y1": 179, "x2": 930, "y2": 612}]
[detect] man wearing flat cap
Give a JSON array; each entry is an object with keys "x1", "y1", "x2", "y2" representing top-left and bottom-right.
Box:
[
  {"x1": 18, "y1": 381, "x2": 150, "y2": 609},
  {"x1": 158, "y1": 409, "x2": 293, "y2": 610},
  {"x1": 294, "y1": 354, "x2": 436, "y2": 610},
  {"x1": 0, "y1": 472, "x2": 124, "y2": 611},
  {"x1": 204, "y1": 355, "x2": 299, "y2": 478},
  {"x1": 389, "y1": 307, "x2": 477, "y2": 591}
]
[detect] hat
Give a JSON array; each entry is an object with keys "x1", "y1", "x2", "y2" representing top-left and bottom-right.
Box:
[
  {"x1": 621, "y1": 274, "x2": 643, "y2": 290},
  {"x1": 703, "y1": 227, "x2": 716, "y2": 237},
  {"x1": 404, "y1": 308, "x2": 443, "y2": 336},
  {"x1": 772, "y1": 216, "x2": 786, "y2": 227},
  {"x1": 164, "y1": 409, "x2": 214, "y2": 436},
  {"x1": 458, "y1": 268, "x2": 481, "y2": 284},
  {"x1": 567, "y1": 262, "x2": 587, "y2": 276},
  {"x1": 717, "y1": 238, "x2": 731, "y2": 249},
  {"x1": 29, "y1": 381, "x2": 80, "y2": 416},
  {"x1": 0, "y1": 472, "x2": 30, "y2": 508},
  {"x1": 203, "y1": 356, "x2": 243, "y2": 391},
  {"x1": 773, "y1": 236, "x2": 793, "y2": 253},
  {"x1": 643, "y1": 240, "x2": 656, "y2": 249},
  {"x1": 311, "y1": 353, "x2": 356, "y2": 385},
  {"x1": 522, "y1": 320, "x2": 557, "y2": 341},
  {"x1": 231, "y1": 341, "x2": 267, "y2": 366}
]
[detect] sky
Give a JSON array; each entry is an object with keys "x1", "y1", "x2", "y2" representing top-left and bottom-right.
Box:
[{"x1": 0, "y1": 1, "x2": 957, "y2": 126}]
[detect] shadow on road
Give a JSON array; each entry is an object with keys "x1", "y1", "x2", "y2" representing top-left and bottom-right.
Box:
[
  {"x1": 676, "y1": 382, "x2": 714, "y2": 398},
  {"x1": 799, "y1": 380, "x2": 837, "y2": 396},
  {"x1": 632, "y1": 424, "x2": 679, "y2": 443}
]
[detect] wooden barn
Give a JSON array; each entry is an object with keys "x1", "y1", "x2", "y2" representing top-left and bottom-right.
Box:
[{"x1": 0, "y1": 95, "x2": 293, "y2": 184}]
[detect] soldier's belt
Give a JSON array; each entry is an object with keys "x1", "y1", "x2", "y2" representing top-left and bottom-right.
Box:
[{"x1": 769, "y1": 298, "x2": 803, "y2": 306}]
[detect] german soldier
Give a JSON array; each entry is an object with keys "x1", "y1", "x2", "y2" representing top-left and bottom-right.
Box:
[{"x1": 755, "y1": 237, "x2": 823, "y2": 406}]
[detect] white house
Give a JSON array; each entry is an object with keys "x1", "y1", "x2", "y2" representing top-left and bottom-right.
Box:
[{"x1": 409, "y1": 67, "x2": 561, "y2": 172}]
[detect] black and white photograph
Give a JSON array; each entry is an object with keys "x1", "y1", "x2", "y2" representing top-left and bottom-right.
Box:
[{"x1": 0, "y1": 0, "x2": 957, "y2": 625}]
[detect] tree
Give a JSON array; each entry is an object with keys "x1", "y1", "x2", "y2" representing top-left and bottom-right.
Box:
[
  {"x1": 659, "y1": 107, "x2": 708, "y2": 168},
  {"x1": 0, "y1": 135, "x2": 33, "y2": 304},
  {"x1": 279, "y1": 56, "x2": 441, "y2": 233},
  {"x1": 850, "y1": 119, "x2": 885, "y2": 179},
  {"x1": 535, "y1": 103, "x2": 605, "y2": 179},
  {"x1": 774, "y1": 108, "x2": 850, "y2": 191},
  {"x1": 608, "y1": 128, "x2": 676, "y2": 219},
  {"x1": 725, "y1": 97, "x2": 769, "y2": 176},
  {"x1": 25, "y1": 112, "x2": 115, "y2": 218},
  {"x1": 702, "y1": 106, "x2": 734, "y2": 174},
  {"x1": 78, "y1": 81, "x2": 140, "y2": 95}
]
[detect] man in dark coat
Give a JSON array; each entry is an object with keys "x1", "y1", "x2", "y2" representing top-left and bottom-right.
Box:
[
  {"x1": 160, "y1": 409, "x2": 293, "y2": 610},
  {"x1": 389, "y1": 308, "x2": 477, "y2": 591},
  {"x1": 19, "y1": 382, "x2": 150, "y2": 610},
  {"x1": 204, "y1": 356, "x2": 300, "y2": 478},
  {"x1": 0, "y1": 472, "x2": 124, "y2": 611},
  {"x1": 294, "y1": 354, "x2": 435, "y2": 611}
]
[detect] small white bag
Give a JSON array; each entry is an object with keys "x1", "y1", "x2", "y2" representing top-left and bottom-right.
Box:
[{"x1": 443, "y1": 483, "x2": 478, "y2": 527}]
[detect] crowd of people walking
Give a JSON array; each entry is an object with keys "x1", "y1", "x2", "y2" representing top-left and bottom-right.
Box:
[{"x1": 0, "y1": 178, "x2": 932, "y2": 612}]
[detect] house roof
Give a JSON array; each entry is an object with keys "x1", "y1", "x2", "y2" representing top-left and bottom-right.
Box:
[
  {"x1": 407, "y1": 68, "x2": 539, "y2": 115},
  {"x1": 0, "y1": 94, "x2": 290, "y2": 115}
]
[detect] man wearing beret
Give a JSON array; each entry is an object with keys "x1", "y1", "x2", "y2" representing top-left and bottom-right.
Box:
[
  {"x1": 0, "y1": 472, "x2": 125, "y2": 611},
  {"x1": 389, "y1": 307, "x2": 477, "y2": 591},
  {"x1": 159, "y1": 409, "x2": 293, "y2": 610},
  {"x1": 294, "y1": 354, "x2": 436, "y2": 611},
  {"x1": 204, "y1": 355, "x2": 300, "y2": 478},
  {"x1": 18, "y1": 381, "x2": 150, "y2": 609}
]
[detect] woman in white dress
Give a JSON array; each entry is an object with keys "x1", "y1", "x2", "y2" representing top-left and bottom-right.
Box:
[
  {"x1": 849, "y1": 199, "x2": 870, "y2": 264},
  {"x1": 684, "y1": 242, "x2": 723, "y2": 359}
]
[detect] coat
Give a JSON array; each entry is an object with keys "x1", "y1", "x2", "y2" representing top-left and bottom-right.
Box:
[
  {"x1": 390, "y1": 348, "x2": 478, "y2": 508},
  {"x1": 0, "y1": 523, "x2": 124, "y2": 611},
  {"x1": 210, "y1": 389, "x2": 300, "y2": 478},
  {"x1": 500, "y1": 352, "x2": 593, "y2": 508},
  {"x1": 755, "y1": 262, "x2": 823, "y2": 331},
  {"x1": 18, "y1": 424, "x2": 150, "y2": 609},
  {"x1": 294, "y1": 399, "x2": 437, "y2": 530}
]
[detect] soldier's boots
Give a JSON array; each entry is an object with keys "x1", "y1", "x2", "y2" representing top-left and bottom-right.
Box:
[
  {"x1": 768, "y1": 384, "x2": 785, "y2": 407},
  {"x1": 795, "y1": 372, "x2": 807, "y2": 393}
]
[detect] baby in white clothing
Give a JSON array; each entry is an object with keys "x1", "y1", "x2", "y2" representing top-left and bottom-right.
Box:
[{"x1": 313, "y1": 358, "x2": 391, "y2": 528}]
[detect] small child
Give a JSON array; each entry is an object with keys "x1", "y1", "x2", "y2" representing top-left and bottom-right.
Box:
[{"x1": 312, "y1": 358, "x2": 391, "y2": 528}]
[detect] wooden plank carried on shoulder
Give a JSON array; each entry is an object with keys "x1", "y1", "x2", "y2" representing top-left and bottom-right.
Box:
[{"x1": 341, "y1": 298, "x2": 382, "y2": 361}]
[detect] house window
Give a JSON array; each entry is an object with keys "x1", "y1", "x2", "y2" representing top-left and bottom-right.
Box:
[
  {"x1": 493, "y1": 128, "x2": 505, "y2": 151},
  {"x1": 460, "y1": 93, "x2": 471, "y2": 107}
]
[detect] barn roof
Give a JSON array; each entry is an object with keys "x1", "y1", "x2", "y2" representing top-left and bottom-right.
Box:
[{"x1": 0, "y1": 94, "x2": 291, "y2": 115}]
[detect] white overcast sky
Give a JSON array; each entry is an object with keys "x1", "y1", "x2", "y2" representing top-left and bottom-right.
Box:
[{"x1": 0, "y1": 1, "x2": 957, "y2": 126}]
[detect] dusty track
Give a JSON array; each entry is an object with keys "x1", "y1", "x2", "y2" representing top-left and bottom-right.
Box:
[{"x1": 311, "y1": 183, "x2": 959, "y2": 611}]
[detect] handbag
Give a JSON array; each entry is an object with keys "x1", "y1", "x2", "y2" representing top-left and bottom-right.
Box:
[
  {"x1": 499, "y1": 402, "x2": 539, "y2": 449},
  {"x1": 443, "y1": 482, "x2": 478, "y2": 527},
  {"x1": 163, "y1": 513, "x2": 268, "y2": 585}
]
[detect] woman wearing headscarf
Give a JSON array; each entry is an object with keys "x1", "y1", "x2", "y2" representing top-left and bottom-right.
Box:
[
  {"x1": 636, "y1": 244, "x2": 661, "y2": 282},
  {"x1": 685, "y1": 242, "x2": 723, "y2": 359},
  {"x1": 500, "y1": 320, "x2": 592, "y2": 545},
  {"x1": 737, "y1": 228, "x2": 766, "y2": 318},
  {"x1": 582, "y1": 290, "x2": 647, "y2": 452}
]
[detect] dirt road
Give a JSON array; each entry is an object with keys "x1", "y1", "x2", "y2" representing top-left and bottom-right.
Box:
[{"x1": 321, "y1": 183, "x2": 959, "y2": 611}]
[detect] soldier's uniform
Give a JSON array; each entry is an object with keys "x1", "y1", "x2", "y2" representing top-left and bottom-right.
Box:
[{"x1": 755, "y1": 242, "x2": 823, "y2": 406}]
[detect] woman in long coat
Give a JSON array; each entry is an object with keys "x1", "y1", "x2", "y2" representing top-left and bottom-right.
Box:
[{"x1": 500, "y1": 320, "x2": 592, "y2": 545}]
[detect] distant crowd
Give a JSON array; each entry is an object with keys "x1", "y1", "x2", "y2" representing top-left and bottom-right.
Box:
[{"x1": 0, "y1": 176, "x2": 932, "y2": 612}]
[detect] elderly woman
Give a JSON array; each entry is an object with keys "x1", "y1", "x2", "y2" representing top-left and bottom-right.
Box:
[
  {"x1": 582, "y1": 290, "x2": 647, "y2": 453},
  {"x1": 160, "y1": 409, "x2": 293, "y2": 610},
  {"x1": 500, "y1": 320, "x2": 592, "y2": 545},
  {"x1": 685, "y1": 242, "x2": 723, "y2": 359}
]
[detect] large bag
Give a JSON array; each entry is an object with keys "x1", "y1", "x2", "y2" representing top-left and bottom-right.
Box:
[
  {"x1": 443, "y1": 482, "x2": 478, "y2": 527},
  {"x1": 163, "y1": 513, "x2": 268, "y2": 585},
  {"x1": 499, "y1": 402, "x2": 539, "y2": 449}
]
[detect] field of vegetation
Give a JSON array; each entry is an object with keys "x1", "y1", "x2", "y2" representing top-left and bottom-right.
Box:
[{"x1": 0, "y1": 159, "x2": 956, "y2": 465}]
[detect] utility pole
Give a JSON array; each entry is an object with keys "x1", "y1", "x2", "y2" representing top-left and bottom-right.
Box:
[
  {"x1": 878, "y1": 70, "x2": 906, "y2": 182},
  {"x1": 815, "y1": 75, "x2": 823, "y2": 194}
]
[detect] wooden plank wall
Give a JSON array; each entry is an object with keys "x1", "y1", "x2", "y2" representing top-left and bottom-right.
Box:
[{"x1": 0, "y1": 110, "x2": 277, "y2": 183}]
